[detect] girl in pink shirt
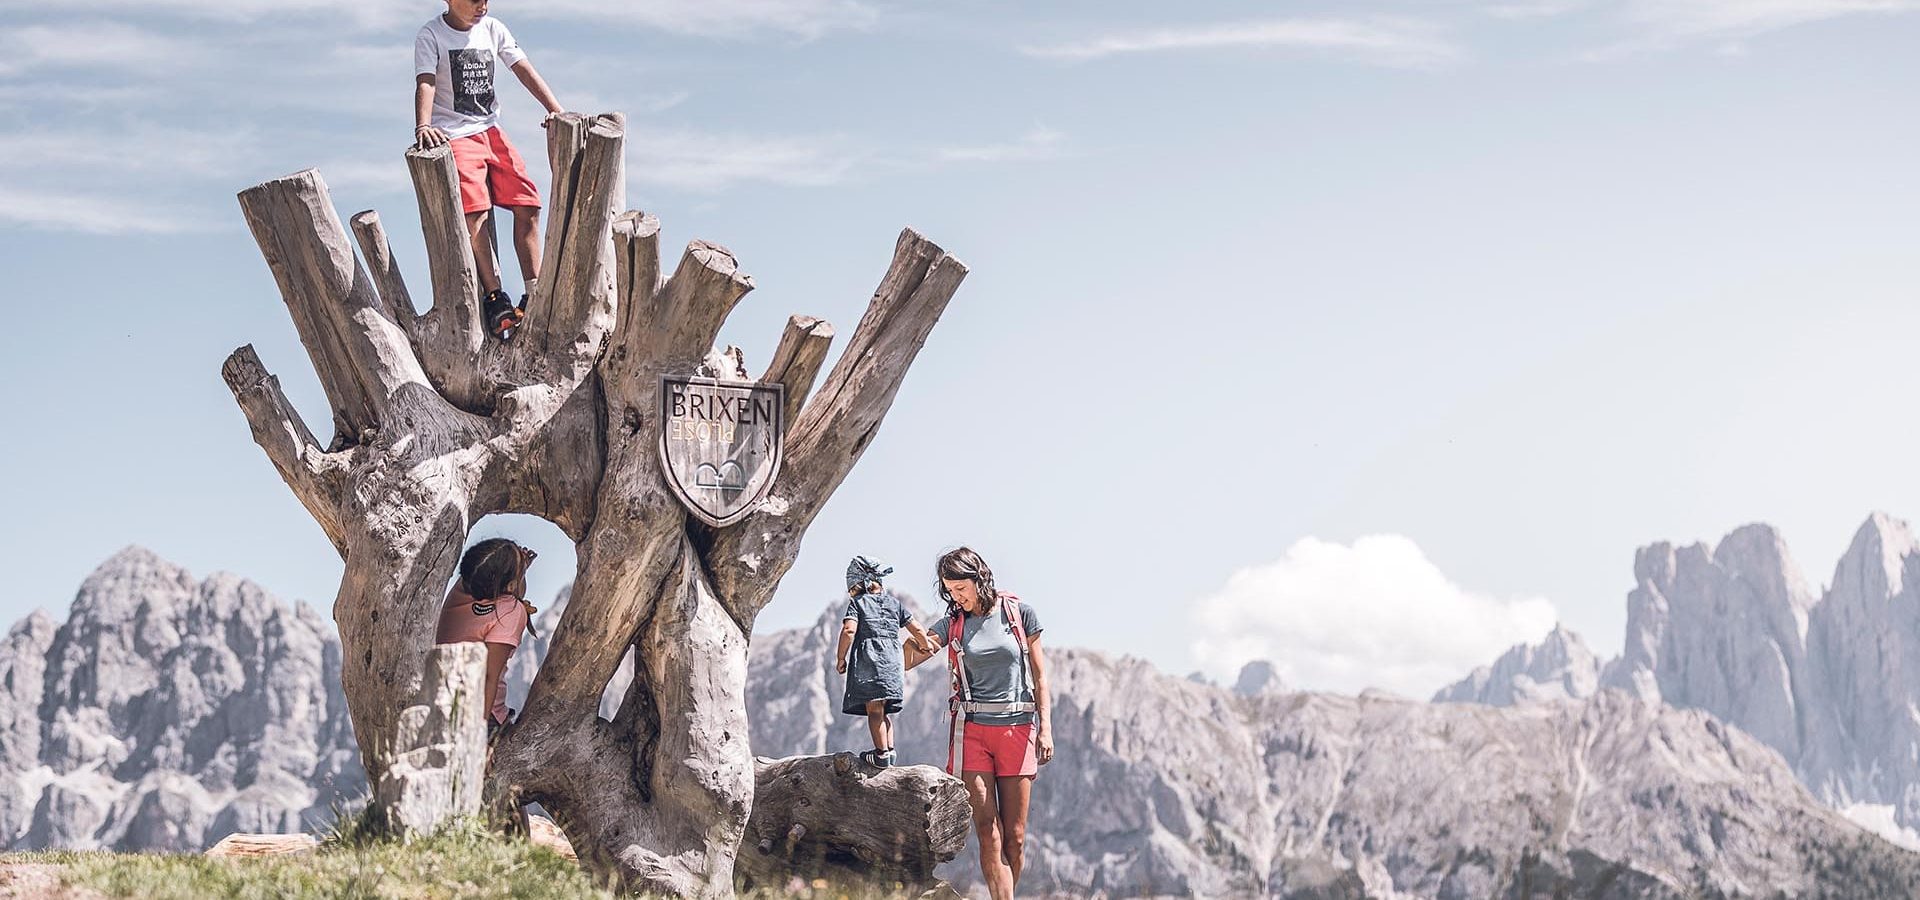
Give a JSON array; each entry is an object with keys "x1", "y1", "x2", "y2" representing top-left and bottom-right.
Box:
[{"x1": 435, "y1": 538, "x2": 538, "y2": 725}]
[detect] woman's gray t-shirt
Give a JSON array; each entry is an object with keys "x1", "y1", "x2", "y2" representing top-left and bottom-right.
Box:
[{"x1": 933, "y1": 600, "x2": 1042, "y2": 726}]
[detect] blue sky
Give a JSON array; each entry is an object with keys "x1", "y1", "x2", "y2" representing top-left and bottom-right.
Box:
[{"x1": 6, "y1": 0, "x2": 1920, "y2": 698}]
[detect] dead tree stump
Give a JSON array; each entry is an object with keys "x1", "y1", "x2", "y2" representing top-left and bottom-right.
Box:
[
  {"x1": 222, "y1": 111, "x2": 967, "y2": 896},
  {"x1": 373, "y1": 643, "x2": 489, "y2": 839}
]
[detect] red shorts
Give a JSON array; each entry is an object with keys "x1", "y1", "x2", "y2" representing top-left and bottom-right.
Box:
[
  {"x1": 962, "y1": 721, "x2": 1037, "y2": 777},
  {"x1": 448, "y1": 126, "x2": 542, "y2": 215}
]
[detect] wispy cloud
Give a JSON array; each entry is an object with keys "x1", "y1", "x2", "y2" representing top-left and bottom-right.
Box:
[
  {"x1": 0, "y1": 185, "x2": 209, "y2": 235},
  {"x1": 935, "y1": 127, "x2": 1066, "y2": 164},
  {"x1": 530, "y1": 0, "x2": 878, "y2": 39},
  {"x1": 1020, "y1": 17, "x2": 1464, "y2": 68},
  {"x1": 1622, "y1": 0, "x2": 1920, "y2": 39},
  {"x1": 628, "y1": 130, "x2": 865, "y2": 191},
  {"x1": 0, "y1": 22, "x2": 192, "y2": 77},
  {"x1": 0, "y1": 0, "x2": 878, "y2": 37}
]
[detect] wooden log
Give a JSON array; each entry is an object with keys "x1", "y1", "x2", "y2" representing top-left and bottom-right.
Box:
[
  {"x1": 204, "y1": 833, "x2": 319, "y2": 858},
  {"x1": 735, "y1": 753, "x2": 970, "y2": 897}
]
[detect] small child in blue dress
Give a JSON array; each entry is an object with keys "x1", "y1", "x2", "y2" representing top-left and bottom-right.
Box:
[{"x1": 836, "y1": 555, "x2": 935, "y2": 768}]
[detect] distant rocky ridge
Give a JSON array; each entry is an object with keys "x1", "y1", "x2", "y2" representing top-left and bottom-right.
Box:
[
  {"x1": 1436, "y1": 513, "x2": 1920, "y2": 839},
  {"x1": 732, "y1": 602, "x2": 1920, "y2": 898},
  {"x1": 0, "y1": 548, "x2": 361, "y2": 851},
  {"x1": 14, "y1": 546, "x2": 1920, "y2": 899}
]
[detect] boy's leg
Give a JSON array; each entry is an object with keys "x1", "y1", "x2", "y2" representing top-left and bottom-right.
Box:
[
  {"x1": 466, "y1": 211, "x2": 502, "y2": 294},
  {"x1": 509, "y1": 204, "x2": 542, "y2": 289}
]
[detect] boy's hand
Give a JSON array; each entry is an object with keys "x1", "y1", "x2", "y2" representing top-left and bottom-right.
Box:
[
  {"x1": 540, "y1": 110, "x2": 567, "y2": 129},
  {"x1": 415, "y1": 125, "x2": 449, "y2": 149}
]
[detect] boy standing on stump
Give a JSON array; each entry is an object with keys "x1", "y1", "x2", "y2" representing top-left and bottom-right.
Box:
[{"x1": 413, "y1": 0, "x2": 565, "y2": 340}]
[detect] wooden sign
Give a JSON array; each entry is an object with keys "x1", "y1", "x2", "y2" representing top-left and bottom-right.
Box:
[{"x1": 658, "y1": 376, "x2": 785, "y2": 527}]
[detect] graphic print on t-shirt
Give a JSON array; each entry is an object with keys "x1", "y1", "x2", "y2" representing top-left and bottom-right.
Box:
[{"x1": 450, "y1": 48, "x2": 495, "y2": 117}]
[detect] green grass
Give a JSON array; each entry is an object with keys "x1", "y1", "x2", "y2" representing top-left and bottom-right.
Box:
[{"x1": 7, "y1": 820, "x2": 616, "y2": 900}]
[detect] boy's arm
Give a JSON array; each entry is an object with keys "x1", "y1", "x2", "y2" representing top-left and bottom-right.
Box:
[
  {"x1": 414, "y1": 75, "x2": 448, "y2": 148},
  {"x1": 835, "y1": 619, "x2": 856, "y2": 674},
  {"x1": 509, "y1": 60, "x2": 565, "y2": 125}
]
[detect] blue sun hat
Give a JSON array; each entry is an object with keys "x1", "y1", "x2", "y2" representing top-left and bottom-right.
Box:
[{"x1": 846, "y1": 555, "x2": 894, "y2": 590}]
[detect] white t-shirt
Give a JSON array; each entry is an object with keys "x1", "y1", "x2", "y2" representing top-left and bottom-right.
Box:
[{"x1": 414, "y1": 15, "x2": 528, "y2": 139}]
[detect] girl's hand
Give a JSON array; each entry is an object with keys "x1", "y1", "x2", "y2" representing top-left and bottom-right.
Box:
[
  {"x1": 835, "y1": 657, "x2": 847, "y2": 675},
  {"x1": 1035, "y1": 724, "x2": 1054, "y2": 766}
]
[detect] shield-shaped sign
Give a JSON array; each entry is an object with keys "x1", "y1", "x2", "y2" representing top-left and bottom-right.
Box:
[{"x1": 658, "y1": 376, "x2": 785, "y2": 527}]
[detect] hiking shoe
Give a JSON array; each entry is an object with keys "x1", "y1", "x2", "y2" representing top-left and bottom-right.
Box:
[{"x1": 483, "y1": 289, "x2": 524, "y2": 341}]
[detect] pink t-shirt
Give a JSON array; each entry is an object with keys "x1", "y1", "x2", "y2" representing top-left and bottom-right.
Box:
[{"x1": 435, "y1": 585, "x2": 528, "y2": 724}]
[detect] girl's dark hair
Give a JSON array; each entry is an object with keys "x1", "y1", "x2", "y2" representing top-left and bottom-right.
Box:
[
  {"x1": 460, "y1": 538, "x2": 525, "y2": 601},
  {"x1": 936, "y1": 547, "x2": 997, "y2": 617}
]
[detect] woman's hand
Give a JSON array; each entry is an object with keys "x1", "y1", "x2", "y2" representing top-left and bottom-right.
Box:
[{"x1": 1035, "y1": 723, "x2": 1053, "y2": 766}]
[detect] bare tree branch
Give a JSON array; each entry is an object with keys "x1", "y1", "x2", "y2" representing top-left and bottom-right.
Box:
[
  {"x1": 348, "y1": 209, "x2": 420, "y2": 346},
  {"x1": 523, "y1": 113, "x2": 624, "y2": 360},
  {"x1": 404, "y1": 146, "x2": 487, "y2": 410},
  {"x1": 759, "y1": 315, "x2": 836, "y2": 435},
  {"x1": 238, "y1": 169, "x2": 434, "y2": 444},
  {"x1": 708, "y1": 229, "x2": 966, "y2": 619},
  {"x1": 219, "y1": 345, "x2": 349, "y2": 554}
]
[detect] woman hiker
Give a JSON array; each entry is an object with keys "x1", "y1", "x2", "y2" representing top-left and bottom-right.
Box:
[{"x1": 907, "y1": 547, "x2": 1052, "y2": 900}]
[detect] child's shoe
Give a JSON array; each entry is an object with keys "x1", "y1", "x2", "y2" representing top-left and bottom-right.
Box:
[{"x1": 483, "y1": 289, "x2": 524, "y2": 340}]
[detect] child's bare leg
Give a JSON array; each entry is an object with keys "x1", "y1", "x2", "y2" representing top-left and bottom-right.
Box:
[
  {"x1": 865, "y1": 700, "x2": 887, "y2": 750},
  {"x1": 466, "y1": 210, "x2": 501, "y2": 293},
  {"x1": 510, "y1": 205, "x2": 542, "y2": 287}
]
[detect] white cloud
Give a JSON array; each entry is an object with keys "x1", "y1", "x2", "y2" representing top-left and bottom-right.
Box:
[
  {"x1": 1191, "y1": 535, "x2": 1558, "y2": 698},
  {"x1": 936, "y1": 127, "x2": 1066, "y2": 163},
  {"x1": 1020, "y1": 17, "x2": 1464, "y2": 69},
  {"x1": 0, "y1": 22, "x2": 191, "y2": 77},
  {"x1": 0, "y1": 185, "x2": 208, "y2": 234}
]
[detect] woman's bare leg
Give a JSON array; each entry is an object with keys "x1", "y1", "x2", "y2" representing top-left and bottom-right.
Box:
[
  {"x1": 996, "y1": 774, "x2": 1034, "y2": 886},
  {"x1": 965, "y1": 772, "x2": 1014, "y2": 900}
]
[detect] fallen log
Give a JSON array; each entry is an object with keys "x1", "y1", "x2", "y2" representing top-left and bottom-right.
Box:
[{"x1": 736, "y1": 753, "x2": 970, "y2": 896}]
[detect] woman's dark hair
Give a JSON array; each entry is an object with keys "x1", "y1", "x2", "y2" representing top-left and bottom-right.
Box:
[
  {"x1": 460, "y1": 538, "x2": 526, "y2": 601},
  {"x1": 936, "y1": 547, "x2": 998, "y2": 617}
]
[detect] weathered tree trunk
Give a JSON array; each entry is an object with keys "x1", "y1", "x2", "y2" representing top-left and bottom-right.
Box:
[
  {"x1": 223, "y1": 112, "x2": 967, "y2": 896},
  {"x1": 738, "y1": 754, "x2": 970, "y2": 896}
]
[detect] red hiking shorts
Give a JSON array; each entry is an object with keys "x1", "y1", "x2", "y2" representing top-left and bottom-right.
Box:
[
  {"x1": 962, "y1": 721, "x2": 1037, "y2": 777},
  {"x1": 449, "y1": 126, "x2": 541, "y2": 215}
]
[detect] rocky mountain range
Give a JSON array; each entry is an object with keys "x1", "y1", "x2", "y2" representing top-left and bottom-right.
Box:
[
  {"x1": 0, "y1": 547, "x2": 360, "y2": 852},
  {"x1": 1436, "y1": 513, "x2": 1920, "y2": 844},
  {"x1": 10, "y1": 545, "x2": 1920, "y2": 897}
]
